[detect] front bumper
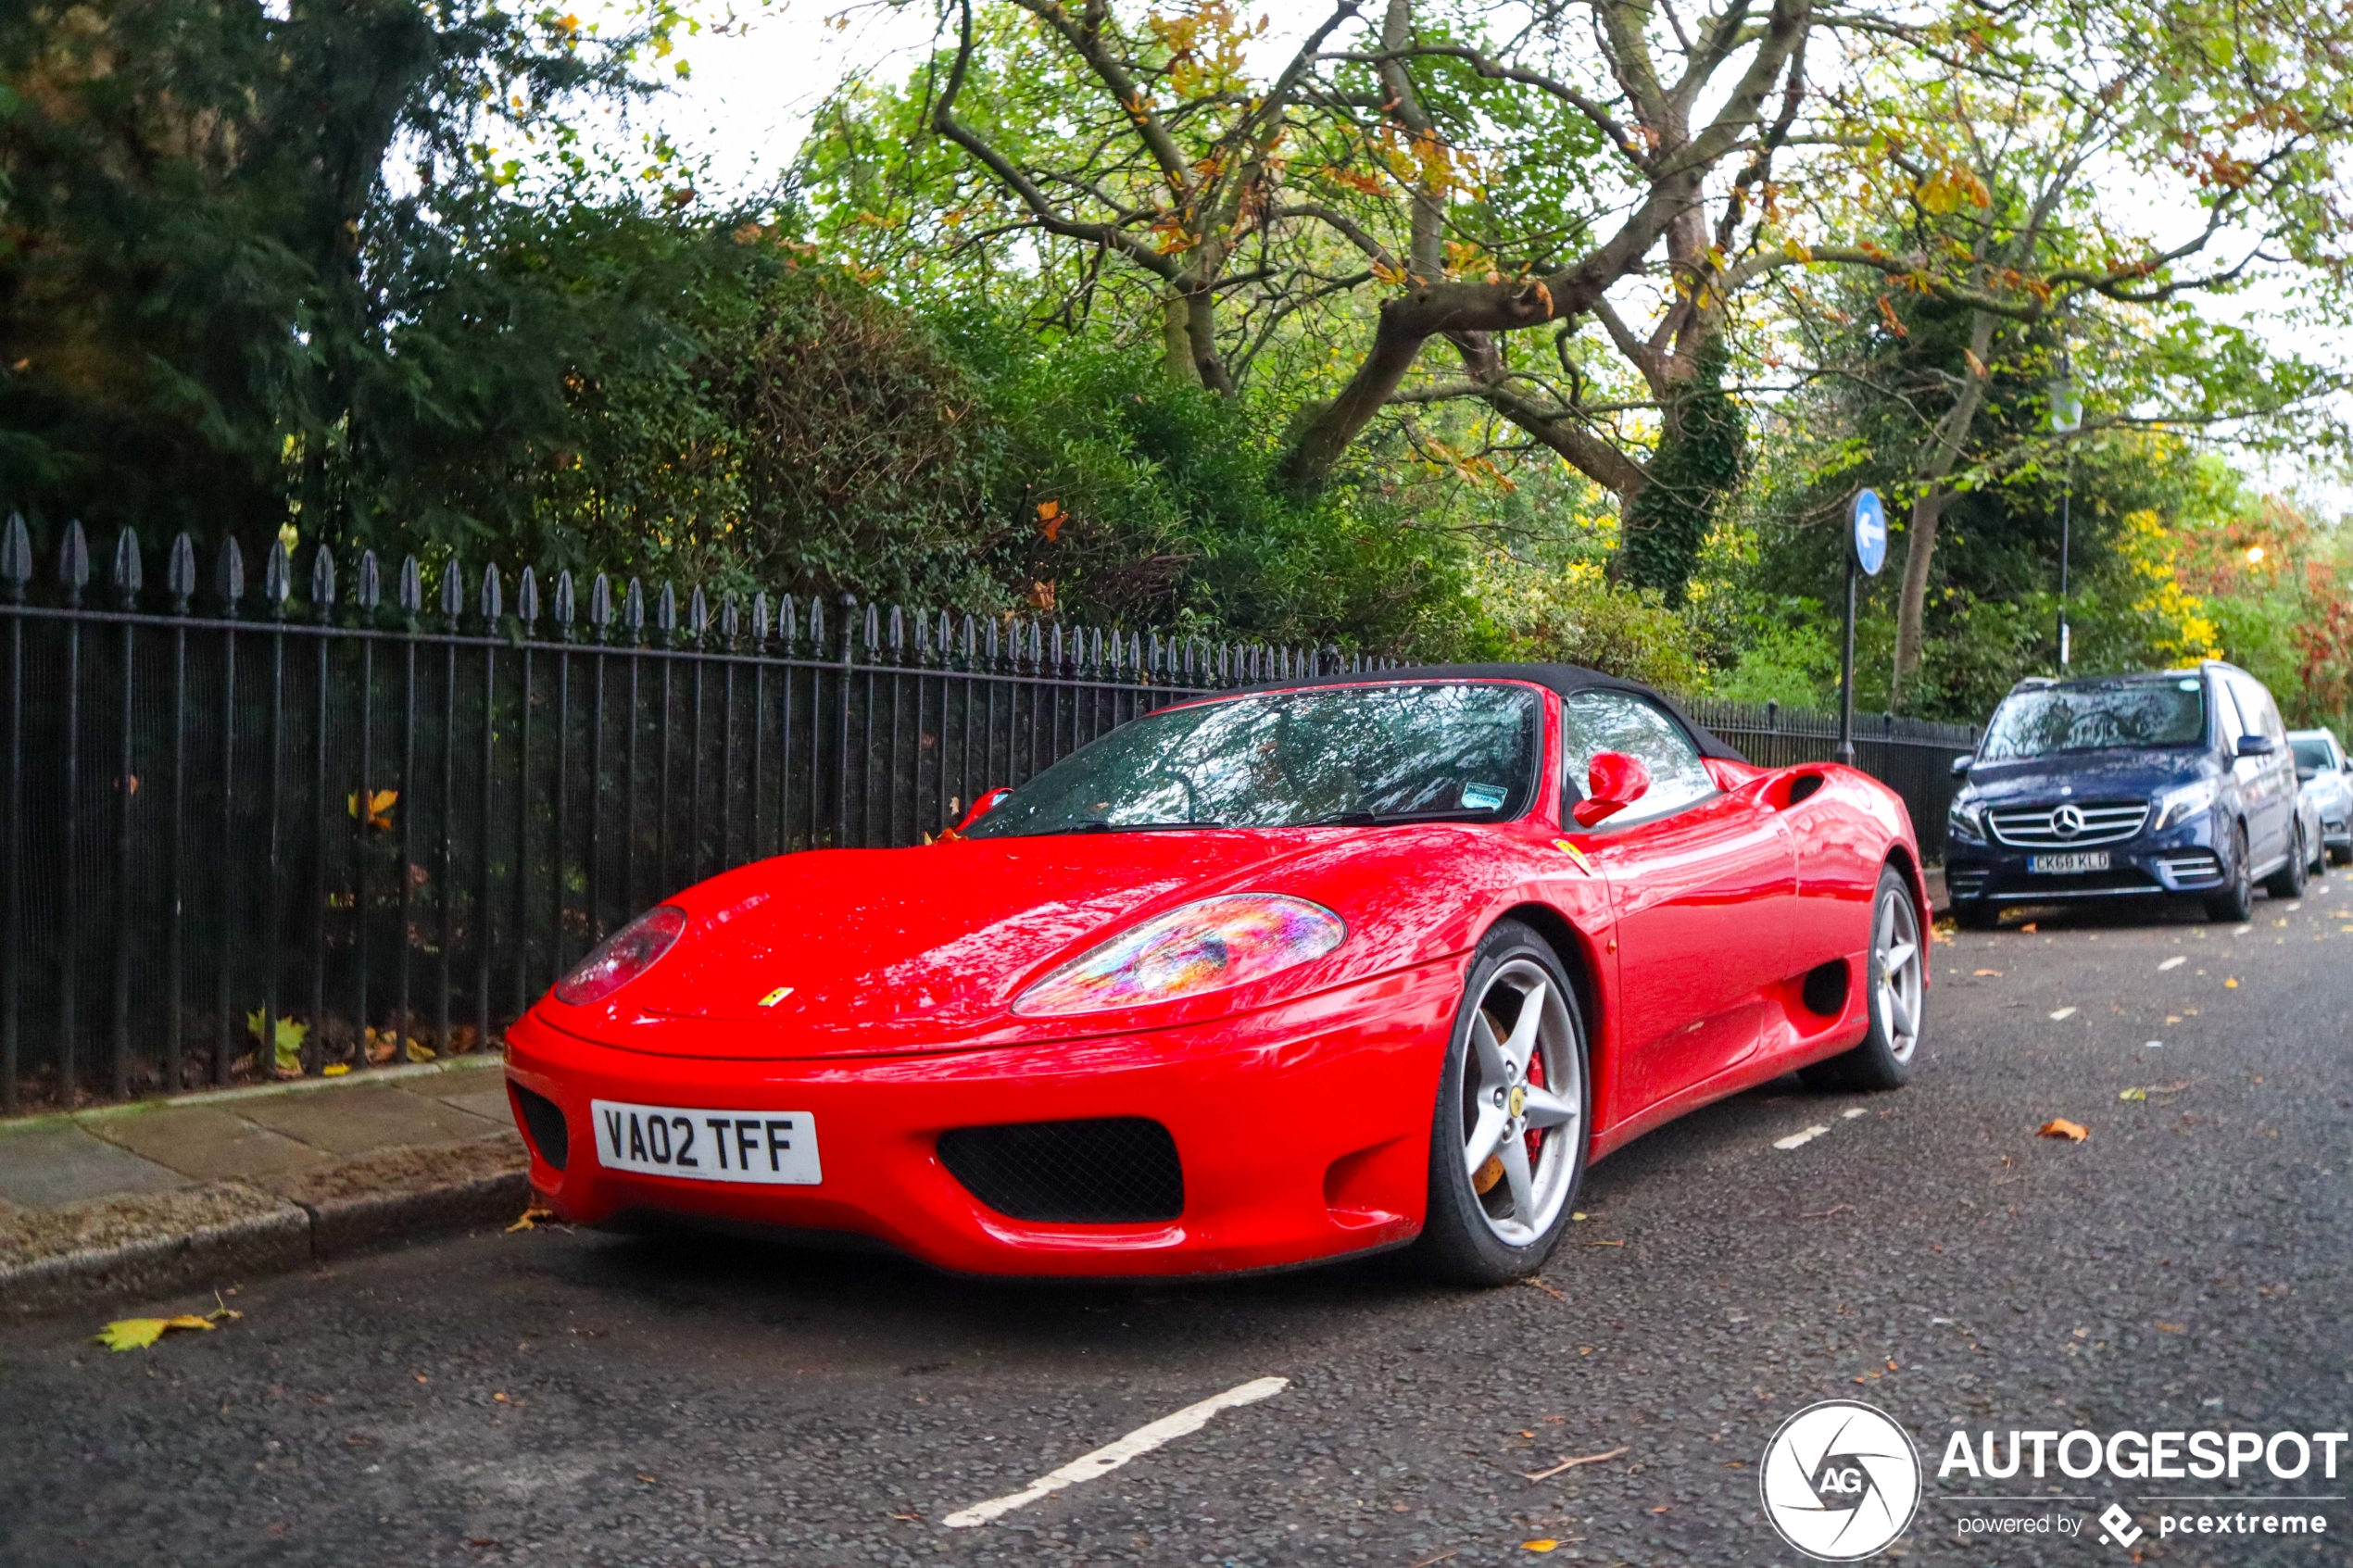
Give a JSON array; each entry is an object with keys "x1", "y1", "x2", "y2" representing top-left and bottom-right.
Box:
[
  {"x1": 502, "y1": 957, "x2": 1466, "y2": 1277},
  {"x1": 1944, "y1": 812, "x2": 2232, "y2": 908}
]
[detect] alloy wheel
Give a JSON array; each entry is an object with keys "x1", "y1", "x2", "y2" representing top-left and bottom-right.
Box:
[
  {"x1": 1456, "y1": 959, "x2": 1583, "y2": 1247},
  {"x1": 1871, "y1": 885, "x2": 1924, "y2": 1064}
]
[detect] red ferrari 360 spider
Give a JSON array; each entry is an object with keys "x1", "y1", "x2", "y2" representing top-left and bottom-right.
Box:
[{"x1": 504, "y1": 665, "x2": 1929, "y2": 1285}]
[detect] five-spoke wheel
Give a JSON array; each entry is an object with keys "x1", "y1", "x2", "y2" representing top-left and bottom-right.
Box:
[{"x1": 1416, "y1": 920, "x2": 1588, "y2": 1284}]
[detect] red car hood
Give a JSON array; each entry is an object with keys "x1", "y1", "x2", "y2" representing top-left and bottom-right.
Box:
[{"x1": 547, "y1": 832, "x2": 1325, "y2": 1058}]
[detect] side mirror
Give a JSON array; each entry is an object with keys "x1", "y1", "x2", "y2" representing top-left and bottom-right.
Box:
[
  {"x1": 2235, "y1": 734, "x2": 2277, "y2": 759},
  {"x1": 1571, "y1": 751, "x2": 1652, "y2": 828},
  {"x1": 2298, "y1": 765, "x2": 2319, "y2": 783},
  {"x1": 1950, "y1": 755, "x2": 1973, "y2": 779},
  {"x1": 943, "y1": 785, "x2": 1012, "y2": 838}
]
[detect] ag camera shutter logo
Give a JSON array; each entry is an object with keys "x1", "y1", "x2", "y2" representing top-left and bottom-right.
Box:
[{"x1": 1760, "y1": 1400, "x2": 1922, "y2": 1560}]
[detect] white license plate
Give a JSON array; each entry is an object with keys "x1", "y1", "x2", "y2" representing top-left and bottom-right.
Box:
[
  {"x1": 590, "y1": 1099, "x2": 822, "y2": 1185},
  {"x1": 2028, "y1": 851, "x2": 2110, "y2": 875}
]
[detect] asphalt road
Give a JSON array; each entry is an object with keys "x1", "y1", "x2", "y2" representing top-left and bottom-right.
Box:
[{"x1": 6, "y1": 880, "x2": 2351, "y2": 1568}]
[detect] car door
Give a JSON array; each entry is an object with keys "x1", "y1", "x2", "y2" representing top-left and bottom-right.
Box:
[
  {"x1": 2226, "y1": 673, "x2": 2294, "y2": 866},
  {"x1": 1560, "y1": 691, "x2": 1798, "y2": 1112}
]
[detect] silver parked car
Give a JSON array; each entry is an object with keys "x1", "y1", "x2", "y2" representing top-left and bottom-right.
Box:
[{"x1": 2290, "y1": 728, "x2": 2353, "y2": 865}]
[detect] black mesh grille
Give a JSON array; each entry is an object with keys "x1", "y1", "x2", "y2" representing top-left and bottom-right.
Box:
[
  {"x1": 937, "y1": 1118, "x2": 1183, "y2": 1223},
  {"x1": 510, "y1": 1083, "x2": 570, "y2": 1172}
]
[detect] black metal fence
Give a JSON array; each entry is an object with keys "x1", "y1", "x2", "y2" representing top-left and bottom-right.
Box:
[{"x1": 0, "y1": 516, "x2": 1973, "y2": 1112}]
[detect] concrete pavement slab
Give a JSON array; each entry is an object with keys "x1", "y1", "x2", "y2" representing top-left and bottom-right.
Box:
[
  {"x1": 82, "y1": 1106, "x2": 327, "y2": 1181},
  {"x1": 0, "y1": 1125, "x2": 190, "y2": 1208},
  {"x1": 233, "y1": 1085, "x2": 498, "y2": 1156},
  {"x1": 434, "y1": 1087, "x2": 513, "y2": 1123}
]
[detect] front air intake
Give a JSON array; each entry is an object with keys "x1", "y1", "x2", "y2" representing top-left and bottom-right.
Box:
[
  {"x1": 510, "y1": 1082, "x2": 571, "y2": 1171},
  {"x1": 937, "y1": 1117, "x2": 1184, "y2": 1223}
]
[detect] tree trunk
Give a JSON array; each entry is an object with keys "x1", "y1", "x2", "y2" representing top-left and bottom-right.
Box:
[{"x1": 1889, "y1": 311, "x2": 1997, "y2": 709}]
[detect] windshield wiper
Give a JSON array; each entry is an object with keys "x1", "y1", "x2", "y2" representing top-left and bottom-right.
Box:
[
  {"x1": 1074, "y1": 819, "x2": 1225, "y2": 832},
  {"x1": 1306, "y1": 808, "x2": 1499, "y2": 827}
]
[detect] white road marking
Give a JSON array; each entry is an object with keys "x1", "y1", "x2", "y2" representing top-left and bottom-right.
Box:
[
  {"x1": 2158, "y1": 956, "x2": 2186, "y2": 971},
  {"x1": 942, "y1": 1376, "x2": 1290, "y2": 1527},
  {"x1": 2049, "y1": 1007, "x2": 2078, "y2": 1022},
  {"x1": 1842, "y1": 1108, "x2": 1868, "y2": 1120},
  {"x1": 1774, "y1": 1125, "x2": 1831, "y2": 1150}
]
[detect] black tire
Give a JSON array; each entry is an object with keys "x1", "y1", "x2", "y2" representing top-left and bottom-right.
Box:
[
  {"x1": 2205, "y1": 823, "x2": 2254, "y2": 922},
  {"x1": 1800, "y1": 864, "x2": 1924, "y2": 1092},
  {"x1": 2264, "y1": 822, "x2": 2309, "y2": 899},
  {"x1": 2332, "y1": 841, "x2": 2351, "y2": 868},
  {"x1": 1412, "y1": 920, "x2": 1589, "y2": 1286},
  {"x1": 1953, "y1": 899, "x2": 2001, "y2": 932}
]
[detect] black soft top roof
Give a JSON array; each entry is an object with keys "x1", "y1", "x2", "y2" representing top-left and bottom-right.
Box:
[{"x1": 1201, "y1": 660, "x2": 1748, "y2": 764}]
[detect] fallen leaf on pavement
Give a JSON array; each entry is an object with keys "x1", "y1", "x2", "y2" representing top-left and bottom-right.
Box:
[
  {"x1": 2038, "y1": 1119, "x2": 2090, "y2": 1142},
  {"x1": 1526, "y1": 1447, "x2": 1630, "y2": 1481},
  {"x1": 1973, "y1": 969, "x2": 2003, "y2": 977},
  {"x1": 1520, "y1": 1276, "x2": 1567, "y2": 1302},
  {"x1": 2157, "y1": 1323, "x2": 2185, "y2": 1334},
  {"x1": 2049, "y1": 1007, "x2": 2077, "y2": 1021},
  {"x1": 322, "y1": 1063, "x2": 350, "y2": 1076},
  {"x1": 2120, "y1": 1087, "x2": 2147, "y2": 1101},
  {"x1": 2020, "y1": 922, "x2": 2039, "y2": 933},
  {"x1": 2158, "y1": 956, "x2": 2186, "y2": 971},
  {"x1": 505, "y1": 1202, "x2": 555, "y2": 1233},
  {"x1": 2224, "y1": 977, "x2": 2239, "y2": 988},
  {"x1": 1521, "y1": 1542, "x2": 1559, "y2": 1553},
  {"x1": 1407, "y1": 1551, "x2": 1458, "y2": 1568}
]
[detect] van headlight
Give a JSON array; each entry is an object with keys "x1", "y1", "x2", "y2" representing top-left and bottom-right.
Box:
[
  {"x1": 2150, "y1": 779, "x2": 2217, "y2": 833},
  {"x1": 1947, "y1": 797, "x2": 1987, "y2": 844}
]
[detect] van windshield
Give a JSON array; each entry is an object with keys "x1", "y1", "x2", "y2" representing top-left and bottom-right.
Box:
[{"x1": 1979, "y1": 680, "x2": 2206, "y2": 761}]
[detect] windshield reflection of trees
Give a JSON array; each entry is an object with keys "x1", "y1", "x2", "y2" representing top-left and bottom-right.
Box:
[
  {"x1": 969, "y1": 685, "x2": 1536, "y2": 834},
  {"x1": 1982, "y1": 686, "x2": 2204, "y2": 759}
]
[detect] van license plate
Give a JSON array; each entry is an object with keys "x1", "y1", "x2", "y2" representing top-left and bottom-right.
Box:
[{"x1": 2027, "y1": 851, "x2": 2109, "y2": 875}]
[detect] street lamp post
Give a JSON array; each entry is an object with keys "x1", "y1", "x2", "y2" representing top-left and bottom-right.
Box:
[{"x1": 2049, "y1": 340, "x2": 2082, "y2": 669}]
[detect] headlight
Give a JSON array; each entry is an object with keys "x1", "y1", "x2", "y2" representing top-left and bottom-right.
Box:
[
  {"x1": 1947, "y1": 797, "x2": 1986, "y2": 843},
  {"x1": 553, "y1": 905, "x2": 687, "y2": 1005},
  {"x1": 1013, "y1": 894, "x2": 1346, "y2": 1017},
  {"x1": 2150, "y1": 779, "x2": 2217, "y2": 834}
]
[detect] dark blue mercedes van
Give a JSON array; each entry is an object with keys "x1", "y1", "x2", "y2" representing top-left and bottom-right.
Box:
[{"x1": 1944, "y1": 661, "x2": 2309, "y2": 928}]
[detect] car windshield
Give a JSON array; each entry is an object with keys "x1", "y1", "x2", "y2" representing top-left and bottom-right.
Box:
[
  {"x1": 2291, "y1": 738, "x2": 2334, "y2": 771},
  {"x1": 1978, "y1": 679, "x2": 2207, "y2": 761},
  {"x1": 963, "y1": 682, "x2": 1542, "y2": 836}
]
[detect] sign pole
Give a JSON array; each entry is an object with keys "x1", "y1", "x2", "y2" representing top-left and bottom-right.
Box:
[
  {"x1": 1841, "y1": 488, "x2": 1887, "y2": 768},
  {"x1": 1838, "y1": 555, "x2": 1857, "y2": 765}
]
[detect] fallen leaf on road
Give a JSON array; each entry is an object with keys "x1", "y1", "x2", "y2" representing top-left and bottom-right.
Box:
[
  {"x1": 2038, "y1": 1119, "x2": 2090, "y2": 1142},
  {"x1": 93, "y1": 1301, "x2": 240, "y2": 1352},
  {"x1": 2157, "y1": 1323, "x2": 2185, "y2": 1334},
  {"x1": 1521, "y1": 1540, "x2": 1559, "y2": 1552},
  {"x1": 1650, "y1": 1504, "x2": 1671, "y2": 1514},
  {"x1": 94, "y1": 1315, "x2": 212, "y2": 1351},
  {"x1": 1407, "y1": 1552, "x2": 1458, "y2": 1568},
  {"x1": 2158, "y1": 956, "x2": 2185, "y2": 971},
  {"x1": 1521, "y1": 1276, "x2": 1567, "y2": 1302},
  {"x1": 1579, "y1": 1238, "x2": 1627, "y2": 1247},
  {"x1": 1973, "y1": 968, "x2": 2004, "y2": 977},
  {"x1": 2049, "y1": 1007, "x2": 2077, "y2": 1021},
  {"x1": 322, "y1": 1063, "x2": 350, "y2": 1076},
  {"x1": 636, "y1": 1474, "x2": 659, "y2": 1485},
  {"x1": 2120, "y1": 1087, "x2": 2147, "y2": 1101},
  {"x1": 2020, "y1": 922, "x2": 2039, "y2": 933},
  {"x1": 2225, "y1": 977, "x2": 2239, "y2": 988},
  {"x1": 505, "y1": 1202, "x2": 554, "y2": 1233}
]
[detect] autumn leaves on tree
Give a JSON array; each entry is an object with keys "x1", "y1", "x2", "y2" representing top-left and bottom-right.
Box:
[{"x1": 821, "y1": 0, "x2": 2353, "y2": 705}]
